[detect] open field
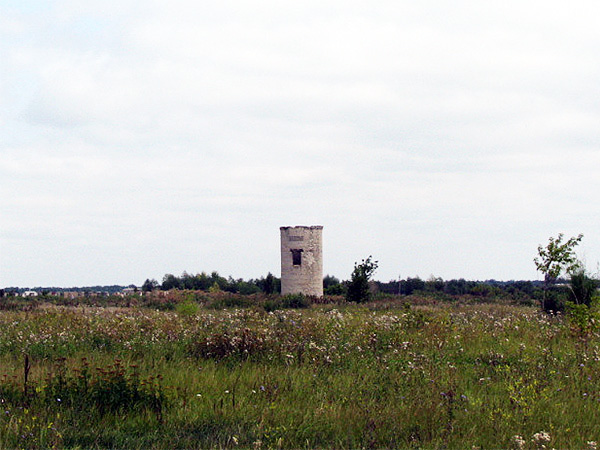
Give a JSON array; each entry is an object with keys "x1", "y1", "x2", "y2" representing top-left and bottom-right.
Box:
[{"x1": 1, "y1": 298, "x2": 599, "y2": 449}]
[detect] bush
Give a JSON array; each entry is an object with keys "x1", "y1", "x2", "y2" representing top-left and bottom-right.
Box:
[
  {"x1": 281, "y1": 293, "x2": 310, "y2": 309},
  {"x1": 208, "y1": 294, "x2": 255, "y2": 309},
  {"x1": 566, "y1": 298, "x2": 600, "y2": 334},
  {"x1": 263, "y1": 293, "x2": 311, "y2": 312},
  {"x1": 324, "y1": 283, "x2": 346, "y2": 295},
  {"x1": 176, "y1": 299, "x2": 200, "y2": 316},
  {"x1": 540, "y1": 287, "x2": 568, "y2": 313},
  {"x1": 569, "y1": 270, "x2": 597, "y2": 306}
]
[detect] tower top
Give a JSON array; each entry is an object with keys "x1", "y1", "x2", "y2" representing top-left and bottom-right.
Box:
[{"x1": 280, "y1": 225, "x2": 323, "y2": 230}]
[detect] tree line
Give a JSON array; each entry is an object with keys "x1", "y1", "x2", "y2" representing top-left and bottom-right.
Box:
[
  {"x1": 138, "y1": 269, "x2": 545, "y2": 303},
  {"x1": 142, "y1": 271, "x2": 280, "y2": 295}
]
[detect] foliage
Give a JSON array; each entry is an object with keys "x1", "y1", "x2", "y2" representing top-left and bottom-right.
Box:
[
  {"x1": 263, "y1": 293, "x2": 311, "y2": 312},
  {"x1": 323, "y1": 275, "x2": 346, "y2": 295},
  {"x1": 540, "y1": 287, "x2": 569, "y2": 313},
  {"x1": 569, "y1": 269, "x2": 598, "y2": 306},
  {"x1": 534, "y1": 233, "x2": 583, "y2": 284},
  {"x1": 207, "y1": 294, "x2": 256, "y2": 310},
  {"x1": 324, "y1": 283, "x2": 346, "y2": 296},
  {"x1": 141, "y1": 278, "x2": 159, "y2": 292},
  {"x1": 159, "y1": 271, "x2": 278, "y2": 295},
  {"x1": 175, "y1": 299, "x2": 201, "y2": 316},
  {"x1": 280, "y1": 293, "x2": 310, "y2": 309},
  {"x1": 346, "y1": 256, "x2": 378, "y2": 303},
  {"x1": 255, "y1": 272, "x2": 277, "y2": 295},
  {"x1": 565, "y1": 299, "x2": 600, "y2": 335},
  {"x1": 534, "y1": 233, "x2": 583, "y2": 312},
  {"x1": 400, "y1": 276, "x2": 425, "y2": 295}
]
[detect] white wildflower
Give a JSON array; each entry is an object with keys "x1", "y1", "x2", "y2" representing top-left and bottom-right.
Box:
[
  {"x1": 532, "y1": 431, "x2": 551, "y2": 449},
  {"x1": 512, "y1": 435, "x2": 526, "y2": 450}
]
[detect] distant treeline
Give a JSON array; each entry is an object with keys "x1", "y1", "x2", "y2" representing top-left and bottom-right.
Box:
[
  {"x1": 142, "y1": 272, "x2": 281, "y2": 295},
  {"x1": 2, "y1": 273, "x2": 546, "y2": 301},
  {"x1": 0, "y1": 285, "x2": 131, "y2": 296},
  {"x1": 138, "y1": 272, "x2": 545, "y2": 301},
  {"x1": 376, "y1": 277, "x2": 544, "y2": 300}
]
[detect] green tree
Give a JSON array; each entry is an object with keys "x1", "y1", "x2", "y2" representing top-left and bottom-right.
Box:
[
  {"x1": 161, "y1": 274, "x2": 181, "y2": 290},
  {"x1": 346, "y1": 256, "x2": 378, "y2": 303},
  {"x1": 263, "y1": 272, "x2": 276, "y2": 295},
  {"x1": 568, "y1": 268, "x2": 597, "y2": 306},
  {"x1": 534, "y1": 233, "x2": 583, "y2": 311},
  {"x1": 323, "y1": 275, "x2": 346, "y2": 295},
  {"x1": 142, "y1": 279, "x2": 159, "y2": 293}
]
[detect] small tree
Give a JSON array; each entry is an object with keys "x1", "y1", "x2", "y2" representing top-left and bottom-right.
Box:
[
  {"x1": 534, "y1": 233, "x2": 583, "y2": 311},
  {"x1": 569, "y1": 268, "x2": 597, "y2": 306},
  {"x1": 263, "y1": 272, "x2": 275, "y2": 295},
  {"x1": 142, "y1": 279, "x2": 159, "y2": 293},
  {"x1": 346, "y1": 256, "x2": 378, "y2": 303}
]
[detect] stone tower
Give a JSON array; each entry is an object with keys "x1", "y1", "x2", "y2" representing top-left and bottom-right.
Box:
[{"x1": 280, "y1": 225, "x2": 323, "y2": 297}]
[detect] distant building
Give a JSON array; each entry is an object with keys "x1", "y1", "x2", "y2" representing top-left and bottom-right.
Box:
[
  {"x1": 280, "y1": 226, "x2": 323, "y2": 297},
  {"x1": 22, "y1": 290, "x2": 38, "y2": 297},
  {"x1": 120, "y1": 287, "x2": 138, "y2": 295}
]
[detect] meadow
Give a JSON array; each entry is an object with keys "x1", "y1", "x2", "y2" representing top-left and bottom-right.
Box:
[{"x1": 1, "y1": 294, "x2": 599, "y2": 449}]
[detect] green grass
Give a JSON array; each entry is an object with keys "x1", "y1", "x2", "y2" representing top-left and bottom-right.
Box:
[{"x1": 0, "y1": 302, "x2": 599, "y2": 449}]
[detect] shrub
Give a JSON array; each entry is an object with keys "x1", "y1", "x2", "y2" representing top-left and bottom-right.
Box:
[
  {"x1": 569, "y1": 270, "x2": 597, "y2": 306},
  {"x1": 566, "y1": 299, "x2": 600, "y2": 335},
  {"x1": 541, "y1": 287, "x2": 568, "y2": 313},
  {"x1": 208, "y1": 294, "x2": 255, "y2": 309},
  {"x1": 176, "y1": 299, "x2": 200, "y2": 316},
  {"x1": 281, "y1": 293, "x2": 310, "y2": 309},
  {"x1": 262, "y1": 294, "x2": 311, "y2": 312}
]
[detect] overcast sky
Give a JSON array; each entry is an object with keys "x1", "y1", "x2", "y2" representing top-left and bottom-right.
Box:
[{"x1": 2, "y1": 1, "x2": 600, "y2": 287}]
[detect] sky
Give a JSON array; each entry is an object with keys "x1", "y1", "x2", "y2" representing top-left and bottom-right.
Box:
[{"x1": 2, "y1": 1, "x2": 600, "y2": 287}]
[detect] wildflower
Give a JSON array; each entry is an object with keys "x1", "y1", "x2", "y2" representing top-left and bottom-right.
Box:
[
  {"x1": 587, "y1": 441, "x2": 597, "y2": 450},
  {"x1": 532, "y1": 431, "x2": 551, "y2": 449},
  {"x1": 511, "y1": 435, "x2": 526, "y2": 450},
  {"x1": 196, "y1": 394, "x2": 202, "y2": 397}
]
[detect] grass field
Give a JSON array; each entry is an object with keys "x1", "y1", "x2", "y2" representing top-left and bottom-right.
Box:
[{"x1": 1, "y1": 297, "x2": 599, "y2": 449}]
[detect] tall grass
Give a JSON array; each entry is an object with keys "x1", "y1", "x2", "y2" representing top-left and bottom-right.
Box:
[{"x1": 0, "y1": 303, "x2": 599, "y2": 448}]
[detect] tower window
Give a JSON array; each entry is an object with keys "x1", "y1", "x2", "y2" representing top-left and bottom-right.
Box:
[{"x1": 291, "y1": 249, "x2": 303, "y2": 266}]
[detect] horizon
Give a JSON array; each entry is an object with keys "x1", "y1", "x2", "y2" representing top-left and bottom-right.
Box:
[{"x1": 4, "y1": 274, "x2": 548, "y2": 291}]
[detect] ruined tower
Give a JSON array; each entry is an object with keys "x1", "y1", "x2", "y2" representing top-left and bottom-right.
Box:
[{"x1": 280, "y1": 225, "x2": 323, "y2": 297}]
